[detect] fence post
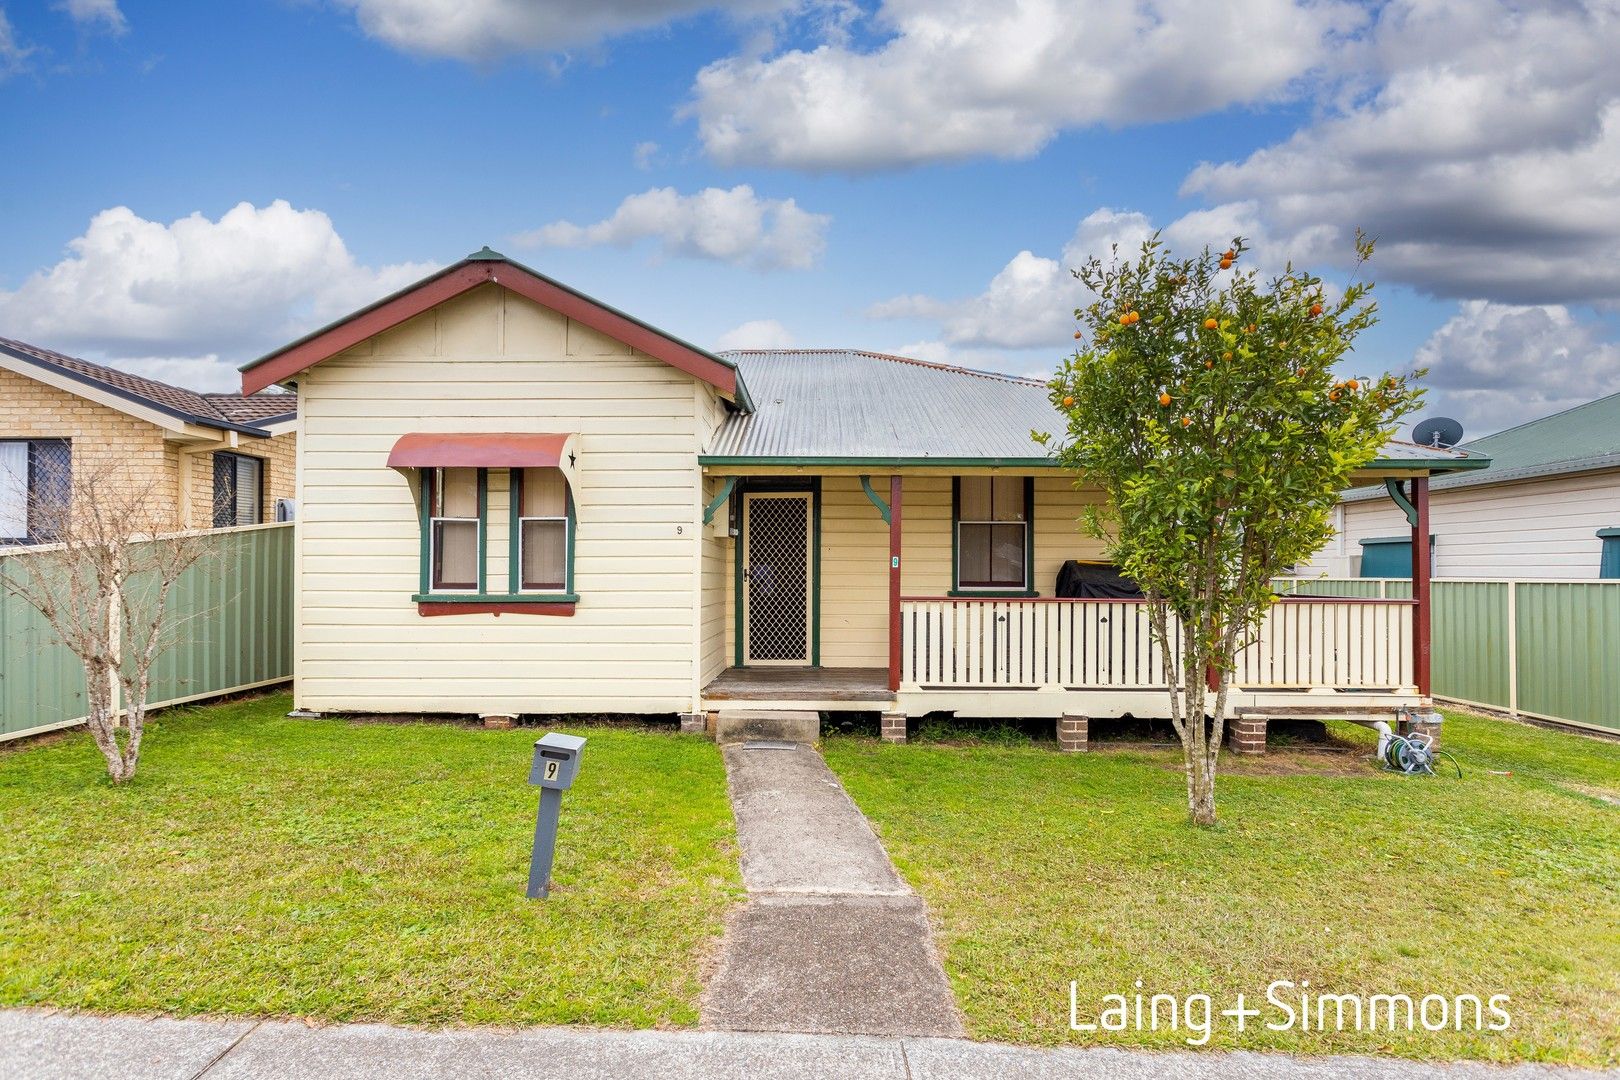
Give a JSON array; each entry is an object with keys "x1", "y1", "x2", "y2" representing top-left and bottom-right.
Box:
[{"x1": 1506, "y1": 580, "x2": 1519, "y2": 717}]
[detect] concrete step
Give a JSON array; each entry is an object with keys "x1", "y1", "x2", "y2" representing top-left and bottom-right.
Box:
[{"x1": 713, "y1": 710, "x2": 820, "y2": 745}]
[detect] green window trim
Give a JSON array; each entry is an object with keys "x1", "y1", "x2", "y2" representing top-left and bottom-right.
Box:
[
  {"x1": 951, "y1": 475, "x2": 1036, "y2": 595},
  {"x1": 417, "y1": 467, "x2": 487, "y2": 595},
  {"x1": 1599, "y1": 527, "x2": 1620, "y2": 580},
  {"x1": 509, "y1": 467, "x2": 576, "y2": 597},
  {"x1": 414, "y1": 592, "x2": 579, "y2": 605}
]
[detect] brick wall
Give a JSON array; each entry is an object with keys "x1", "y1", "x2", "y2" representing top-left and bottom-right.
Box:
[
  {"x1": 1, "y1": 367, "x2": 297, "y2": 531},
  {"x1": 179, "y1": 429, "x2": 297, "y2": 529}
]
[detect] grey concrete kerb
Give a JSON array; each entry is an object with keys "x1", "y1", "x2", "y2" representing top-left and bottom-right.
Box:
[{"x1": 3, "y1": 1010, "x2": 1611, "y2": 1080}]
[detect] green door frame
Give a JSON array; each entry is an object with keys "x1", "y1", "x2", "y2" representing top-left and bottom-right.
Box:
[{"x1": 733, "y1": 477, "x2": 821, "y2": 667}]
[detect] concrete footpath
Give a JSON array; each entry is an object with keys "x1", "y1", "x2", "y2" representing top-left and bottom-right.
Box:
[
  {"x1": 3, "y1": 1009, "x2": 1610, "y2": 1080},
  {"x1": 700, "y1": 741, "x2": 962, "y2": 1036}
]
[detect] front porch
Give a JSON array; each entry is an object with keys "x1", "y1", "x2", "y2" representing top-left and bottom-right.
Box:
[{"x1": 700, "y1": 464, "x2": 1444, "y2": 747}]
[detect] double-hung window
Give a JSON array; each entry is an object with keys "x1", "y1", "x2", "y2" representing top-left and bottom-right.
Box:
[
  {"x1": 424, "y1": 467, "x2": 482, "y2": 592},
  {"x1": 0, "y1": 439, "x2": 72, "y2": 544},
  {"x1": 514, "y1": 467, "x2": 571, "y2": 594},
  {"x1": 212, "y1": 452, "x2": 265, "y2": 527},
  {"x1": 954, "y1": 476, "x2": 1033, "y2": 593}
]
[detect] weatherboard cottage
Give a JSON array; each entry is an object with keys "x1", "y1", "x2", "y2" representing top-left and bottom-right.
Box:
[{"x1": 242, "y1": 248, "x2": 1488, "y2": 749}]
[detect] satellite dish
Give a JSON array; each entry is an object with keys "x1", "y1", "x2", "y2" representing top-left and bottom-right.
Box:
[{"x1": 1412, "y1": 416, "x2": 1465, "y2": 449}]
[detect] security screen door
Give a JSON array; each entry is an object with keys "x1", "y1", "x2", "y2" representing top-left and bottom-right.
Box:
[{"x1": 742, "y1": 491, "x2": 813, "y2": 665}]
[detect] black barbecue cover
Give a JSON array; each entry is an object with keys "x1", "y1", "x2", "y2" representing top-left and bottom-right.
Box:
[{"x1": 1055, "y1": 560, "x2": 1142, "y2": 599}]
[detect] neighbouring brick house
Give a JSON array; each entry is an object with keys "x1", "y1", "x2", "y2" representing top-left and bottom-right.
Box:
[{"x1": 0, "y1": 337, "x2": 297, "y2": 542}]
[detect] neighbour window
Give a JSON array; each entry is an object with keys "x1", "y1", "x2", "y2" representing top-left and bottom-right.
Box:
[
  {"x1": 0, "y1": 439, "x2": 71, "y2": 544},
  {"x1": 212, "y1": 453, "x2": 265, "y2": 528},
  {"x1": 954, "y1": 476, "x2": 1032, "y2": 592},
  {"x1": 1358, "y1": 535, "x2": 1435, "y2": 578},
  {"x1": 1600, "y1": 528, "x2": 1620, "y2": 580},
  {"x1": 514, "y1": 467, "x2": 571, "y2": 593},
  {"x1": 423, "y1": 467, "x2": 483, "y2": 592}
]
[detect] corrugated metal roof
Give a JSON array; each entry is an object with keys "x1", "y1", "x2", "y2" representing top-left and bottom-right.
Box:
[
  {"x1": 1344, "y1": 391, "x2": 1620, "y2": 501},
  {"x1": 0, "y1": 336, "x2": 295, "y2": 436},
  {"x1": 703, "y1": 349, "x2": 1490, "y2": 473},
  {"x1": 706, "y1": 349, "x2": 1056, "y2": 461}
]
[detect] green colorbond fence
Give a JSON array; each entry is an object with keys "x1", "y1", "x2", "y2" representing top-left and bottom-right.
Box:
[
  {"x1": 1278, "y1": 576, "x2": 1620, "y2": 733},
  {"x1": 0, "y1": 523, "x2": 293, "y2": 742}
]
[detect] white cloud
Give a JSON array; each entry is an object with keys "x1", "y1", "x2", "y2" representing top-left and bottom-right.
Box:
[
  {"x1": 1411, "y1": 301, "x2": 1620, "y2": 435},
  {"x1": 334, "y1": 0, "x2": 789, "y2": 62},
  {"x1": 715, "y1": 318, "x2": 794, "y2": 350},
  {"x1": 868, "y1": 206, "x2": 1272, "y2": 351},
  {"x1": 0, "y1": 201, "x2": 434, "y2": 367},
  {"x1": 55, "y1": 0, "x2": 127, "y2": 34},
  {"x1": 0, "y1": 10, "x2": 34, "y2": 79},
  {"x1": 514, "y1": 185, "x2": 830, "y2": 270},
  {"x1": 1181, "y1": 0, "x2": 1620, "y2": 305},
  {"x1": 632, "y1": 140, "x2": 660, "y2": 170},
  {"x1": 687, "y1": 0, "x2": 1364, "y2": 169}
]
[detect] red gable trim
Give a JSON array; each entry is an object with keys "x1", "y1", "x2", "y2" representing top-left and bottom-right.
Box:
[
  {"x1": 241, "y1": 260, "x2": 739, "y2": 397},
  {"x1": 387, "y1": 431, "x2": 574, "y2": 469}
]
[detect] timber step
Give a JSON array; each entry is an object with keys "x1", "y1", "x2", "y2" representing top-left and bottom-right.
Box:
[{"x1": 713, "y1": 710, "x2": 820, "y2": 745}]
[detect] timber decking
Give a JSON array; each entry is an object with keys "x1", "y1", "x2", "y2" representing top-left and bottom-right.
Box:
[{"x1": 702, "y1": 667, "x2": 892, "y2": 703}]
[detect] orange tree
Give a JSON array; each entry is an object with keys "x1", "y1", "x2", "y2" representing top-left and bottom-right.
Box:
[{"x1": 1040, "y1": 234, "x2": 1421, "y2": 826}]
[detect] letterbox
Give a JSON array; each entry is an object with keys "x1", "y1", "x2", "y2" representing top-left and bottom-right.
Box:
[{"x1": 529, "y1": 732, "x2": 586, "y2": 791}]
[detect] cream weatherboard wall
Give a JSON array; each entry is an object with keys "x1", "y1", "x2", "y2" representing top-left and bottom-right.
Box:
[
  {"x1": 294, "y1": 283, "x2": 715, "y2": 715},
  {"x1": 1299, "y1": 469, "x2": 1620, "y2": 580},
  {"x1": 722, "y1": 473, "x2": 1107, "y2": 669}
]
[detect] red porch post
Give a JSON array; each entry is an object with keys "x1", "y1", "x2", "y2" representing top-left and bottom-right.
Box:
[
  {"x1": 1411, "y1": 475, "x2": 1432, "y2": 697},
  {"x1": 888, "y1": 475, "x2": 903, "y2": 692}
]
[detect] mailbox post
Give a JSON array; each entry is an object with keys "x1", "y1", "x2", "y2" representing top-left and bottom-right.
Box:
[{"x1": 527, "y1": 732, "x2": 586, "y2": 899}]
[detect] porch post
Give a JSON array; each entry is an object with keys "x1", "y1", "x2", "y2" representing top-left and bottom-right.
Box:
[
  {"x1": 889, "y1": 475, "x2": 902, "y2": 692},
  {"x1": 1411, "y1": 475, "x2": 1432, "y2": 697}
]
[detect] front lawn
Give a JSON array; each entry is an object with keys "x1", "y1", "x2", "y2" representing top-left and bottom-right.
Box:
[
  {"x1": 0, "y1": 694, "x2": 740, "y2": 1027},
  {"x1": 825, "y1": 712, "x2": 1620, "y2": 1066}
]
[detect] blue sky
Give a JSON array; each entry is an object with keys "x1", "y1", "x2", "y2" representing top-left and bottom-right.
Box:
[{"x1": 4, "y1": 0, "x2": 1620, "y2": 436}]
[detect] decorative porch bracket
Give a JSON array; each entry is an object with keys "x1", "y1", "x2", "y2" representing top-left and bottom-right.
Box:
[
  {"x1": 1384, "y1": 478, "x2": 1418, "y2": 527},
  {"x1": 703, "y1": 476, "x2": 739, "y2": 525},
  {"x1": 859, "y1": 474, "x2": 892, "y2": 524}
]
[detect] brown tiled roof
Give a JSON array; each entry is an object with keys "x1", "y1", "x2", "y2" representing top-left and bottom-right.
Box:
[{"x1": 0, "y1": 336, "x2": 295, "y2": 435}]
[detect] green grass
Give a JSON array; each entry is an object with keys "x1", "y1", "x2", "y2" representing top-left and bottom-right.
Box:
[
  {"x1": 0, "y1": 693, "x2": 741, "y2": 1027},
  {"x1": 824, "y1": 711, "x2": 1620, "y2": 1065}
]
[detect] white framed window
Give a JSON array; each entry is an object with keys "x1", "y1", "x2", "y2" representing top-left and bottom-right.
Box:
[
  {"x1": 954, "y1": 476, "x2": 1031, "y2": 591},
  {"x1": 212, "y1": 452, "x2": 264, "y2": 527},
  {"x1": 1, "y1": 439, "x2": 72, "y2": 543},
  {"x1": 516, "y1": 467, "x2": 570, "y2": 592},
  {"x1": 426, "y1": 467, "x2": 481, "y2": 592}
]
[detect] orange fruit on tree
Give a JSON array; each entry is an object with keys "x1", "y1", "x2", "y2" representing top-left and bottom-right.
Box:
[
  {"x1": 1329, "y1": 390, "x2": 1342, "y2": 401},
  {"x1": 1222, "y1": 351, "x2": 1232, "y2": 361},
  {"x1": 1181, "y1": 417, "x2": 1191, "y2": 427},
  {"x1": 1219, "y1": 258, "x2": 1233, "y2": 270},
  {"x1": 1223, "y1": 249, "x2": 1236, "y2": 261},
  {"x1": 1245, "y1": 323, "x2": 1256, "y2": 333},
  {"x1": 1073, "y1": 331, "x2": 1083, "y2": 339},
  {"x1": 1159, "y1": 392, "x2": 1172, "y2": 407},
  {"x1": 1203, "y1": 318, "x2": 1218, "y2": 329},
  {"x1": 1062, "y1": 395, "x2": 1075, "y2": 407},
  {"x1": 1204, "y1": 360, "x2": 1213, "y2": 369},
  {"x1": 1119, "y1": 314, "x2": 1131, "y2": 325},
  {"x1": 1310, "y1": 303, "x2": 1324, "y2": 316},
  {"x1": 1346, "y1": 379, "x2": 1360, "y2": 390}
]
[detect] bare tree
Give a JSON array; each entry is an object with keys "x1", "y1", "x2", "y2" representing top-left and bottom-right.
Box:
[{"x1": 0, "y1": 458, "x2": 214, "y2": 782}]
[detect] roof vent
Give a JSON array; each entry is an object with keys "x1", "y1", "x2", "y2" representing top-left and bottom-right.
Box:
[{"x1": 1412, "y1": 415, "x2": 1465, "y2": 449}]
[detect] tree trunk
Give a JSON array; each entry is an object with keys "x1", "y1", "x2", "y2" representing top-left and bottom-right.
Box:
[{"x1": 1179, "y1": 668, "x2": 1218, "y2": 826}]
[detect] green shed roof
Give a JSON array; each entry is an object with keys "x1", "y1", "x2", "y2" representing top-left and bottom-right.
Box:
[{"x1": 1345, "y1": 390, "x2": 1620, "y2": 502}]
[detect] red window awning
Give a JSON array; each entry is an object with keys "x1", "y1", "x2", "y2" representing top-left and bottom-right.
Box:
[{"x1": 388, "y1": 433, "x2": 578, "y2": 484}]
